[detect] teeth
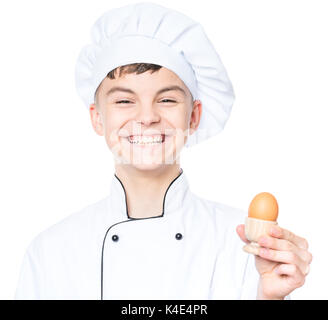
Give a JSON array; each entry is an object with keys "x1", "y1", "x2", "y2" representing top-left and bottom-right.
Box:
[{"x1": 128, "y1": 135, "x2": 164, "y2": 144}]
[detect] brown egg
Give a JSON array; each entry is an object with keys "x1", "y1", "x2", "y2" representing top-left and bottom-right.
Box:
[{"x1": 248, "y1": 192, "x2": 279, "y2": 221}]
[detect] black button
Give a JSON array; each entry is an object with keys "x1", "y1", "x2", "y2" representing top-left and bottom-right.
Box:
[
  {"x1": 112, "y1": 235, "x2": 119, "y2": 242},
  {"x1": 175, "y1": 233, "x2": 183, "y2": 240}
]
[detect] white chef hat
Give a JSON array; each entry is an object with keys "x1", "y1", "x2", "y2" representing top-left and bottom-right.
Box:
[{"x1": 75, "y1": 1, "x2": 235, "y2": 147}]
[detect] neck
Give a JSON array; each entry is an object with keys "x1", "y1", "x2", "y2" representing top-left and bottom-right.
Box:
[{"x1": 114, "y1": 164, "x2": 182, "y2": 219}]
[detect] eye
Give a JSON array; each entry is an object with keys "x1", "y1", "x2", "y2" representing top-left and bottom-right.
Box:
[
  {"x1": 160, "y1": 99, "x2": 176, "y2": 103},
  {"x1": 116, "y1": 100, "x2": 131, "y2": 104}
]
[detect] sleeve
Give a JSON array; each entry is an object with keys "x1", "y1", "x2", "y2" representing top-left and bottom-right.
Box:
[{"x1": 14, "y1": 241, "x2": 44, "y2": 300}]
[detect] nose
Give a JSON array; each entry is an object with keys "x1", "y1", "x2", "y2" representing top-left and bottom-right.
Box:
[{"x1": 134, "y1": 103, "x2": 161, "y2": 126}]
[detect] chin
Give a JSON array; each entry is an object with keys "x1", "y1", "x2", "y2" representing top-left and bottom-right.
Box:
[
  {"x1": 130, "y1": 163, "x2": 165, "y2": 172},
  {"x1": 121, "y1": 153, "x2": 180, "y2": 172}
]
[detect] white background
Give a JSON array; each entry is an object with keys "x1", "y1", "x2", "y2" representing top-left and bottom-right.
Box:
[{"x1": 0, "y1": 0, "x2": 327, "y2": 300}]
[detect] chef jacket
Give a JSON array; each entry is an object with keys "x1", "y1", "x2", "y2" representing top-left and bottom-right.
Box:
[{"x1": 15, "y1": 169, "x2": 275, "y2": 300}]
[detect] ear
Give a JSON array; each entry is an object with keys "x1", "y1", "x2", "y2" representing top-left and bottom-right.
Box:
[
  {"x1": 189, "y1": 100, "x2": 202, "y2": 135},
  {"x1": 89, "y1": 103, "x2": 104, "y2": 136}
]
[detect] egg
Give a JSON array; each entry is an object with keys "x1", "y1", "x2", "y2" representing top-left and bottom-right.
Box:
[{"x1": 248, "y1": 192, "x2": 278, "y2": 221}]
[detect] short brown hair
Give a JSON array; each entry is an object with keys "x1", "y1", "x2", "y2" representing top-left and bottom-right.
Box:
[{"x1": 94, "y1": 63, "x2": 162, "y2": 104}]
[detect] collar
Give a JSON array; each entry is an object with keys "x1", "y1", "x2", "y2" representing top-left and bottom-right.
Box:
[{"x1": 107, "y1": 168, "x2": 189, "y2": 221}]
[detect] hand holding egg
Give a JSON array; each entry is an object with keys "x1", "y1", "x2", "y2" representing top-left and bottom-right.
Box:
[
  {"x1": 236, "y1": 192, "x2": 313, "y2": 299},
  {"x1": 243, "y1": 192, "x2": 279, "y2": 255}
]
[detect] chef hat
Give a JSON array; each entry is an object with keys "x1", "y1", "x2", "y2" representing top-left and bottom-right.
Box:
[{"x1": 75, "y1": 1, "x2": 235, "y2": 147}]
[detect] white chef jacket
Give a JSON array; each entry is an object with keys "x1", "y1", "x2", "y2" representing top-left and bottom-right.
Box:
[{"x1": 15, "y1": 169, "x2": 276, "y2": 300}]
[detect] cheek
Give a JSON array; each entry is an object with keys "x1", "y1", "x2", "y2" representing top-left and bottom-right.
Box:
[
  {"x1": 102, "y1": 113, "x2": 125, "y2": 148},
  {"x1": 165, "y1": 108, "x2": 190, "y2": 130},
  {"x1": 164, "y1": 109, "x2": 190, "y2": 149}
]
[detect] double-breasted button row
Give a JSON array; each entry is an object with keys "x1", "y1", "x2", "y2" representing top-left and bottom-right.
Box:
[{"x1": 111, "y1": 233, "x2": 183, "y2": 242}]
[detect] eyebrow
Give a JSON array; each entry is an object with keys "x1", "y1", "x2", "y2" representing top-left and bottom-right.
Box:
[{"x1": 106, "y1": 85, "x2": 187, "y2": 97}]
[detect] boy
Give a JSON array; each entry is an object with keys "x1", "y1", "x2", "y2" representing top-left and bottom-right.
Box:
[{"x1": 15, "y1": 2, "x2": 311, "y2": 299}]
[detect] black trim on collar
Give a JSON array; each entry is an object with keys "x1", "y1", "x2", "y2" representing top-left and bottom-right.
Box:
[{"x1": 114, "y1": 168, "x2": 184, "y2": 219}]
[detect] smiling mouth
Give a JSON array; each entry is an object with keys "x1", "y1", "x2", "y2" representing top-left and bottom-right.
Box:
[{"x1": 127, "y1": 134, "x2": 166, "y2": 145}]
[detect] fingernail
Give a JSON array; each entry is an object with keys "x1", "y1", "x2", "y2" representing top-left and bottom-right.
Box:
[
  {"x1": 260, "y1": 248, "x2": 269, "y2": 256},
  {"x1": 275, "y1": 267, "x2": 281, "y2": 274},
  {"x1": 271, "y1": 227, "x2": 279, "y2": 236},
  {"x1": 259, "y1": 236, "x2": 268, "y2": 245}
]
